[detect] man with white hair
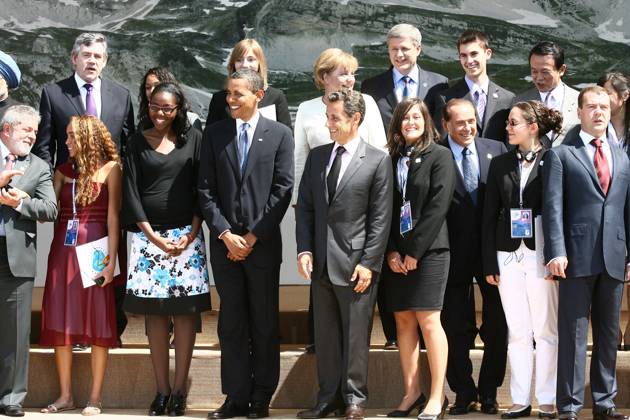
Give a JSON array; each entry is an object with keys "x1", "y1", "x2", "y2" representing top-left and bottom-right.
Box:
[{"x1": 0, "y1": 105, "x2": 57, "y2": 417}]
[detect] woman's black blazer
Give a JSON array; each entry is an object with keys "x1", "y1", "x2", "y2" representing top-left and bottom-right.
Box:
[
  {"x1": 387, "y1": 142, "x2": 456, "y2": 259},
  {"x1": 481, "y1": 147, "x2": 547, "y2": 275}
]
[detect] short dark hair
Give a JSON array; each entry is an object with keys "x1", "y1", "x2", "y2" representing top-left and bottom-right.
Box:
[
  {"x1": 229, "y1": 69, "x2": 264, "y2": 93},
  {"x1": 457, "y1": 29, "x2": 490, "y2": 51},
  {"x1": 327, "y1": 89, "x2": 365, "y2": 125},
  {"x1": 528, "y1": 41, "x2": 565, "y2": 70},
  {"x1": 577, "y1": 85, "x2": 608, "y2": 108}
]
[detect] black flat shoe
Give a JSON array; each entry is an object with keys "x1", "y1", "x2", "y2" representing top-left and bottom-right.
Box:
[
  {"x1": 387, "y1": 394, "x2": 428, "y2": 417},
  {"x1": 501, "y1": 405, "x2": 531, "y2": 419},
  {"x1": 247, "y1": 401, "x2": 270, "y2": 419},
  {"x1": 538, "y1": 410, "x2": 557, "y2": 419},
  {"x1": 449, "y1": 399, "x2": 478, "y2": 415},
  {"x1": 167, "y1": 393, "x2": 186, "y2": 416},
  {"x1": 149, "y1": 393, "x2": 171, "y2": 416},
  {"x1": 297, "y1": 402, "x2": 345, "y2": 419},
  {"x1": 417, "y1": 397, "x2": 448, "y2": 420},
  {"x1": 208, "y1": 399, "x2": 249, "y2": 419}
]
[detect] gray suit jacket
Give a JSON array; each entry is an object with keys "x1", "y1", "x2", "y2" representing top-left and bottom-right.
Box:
[
  {"x1": 542, "y1": 129, "x2": 630, "y2": 281},
  {"x1": 514, "y1": 83, "x2": 579, "y2": 146},
  {"x1": 296, "y1": 139, "x2": 393, "y2": 286},
  {"x1": 1, "y1": 153, "x2": 57, "y2": 278}
]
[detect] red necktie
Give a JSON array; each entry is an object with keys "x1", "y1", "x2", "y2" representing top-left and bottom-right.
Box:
[{"x1": 590, "y1": 138, "x2": 611, "y2": 195}]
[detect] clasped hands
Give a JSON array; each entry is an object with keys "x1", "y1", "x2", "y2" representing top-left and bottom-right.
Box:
[
  {"x1": 223, "y1": 231, "x2": 257, "y2": 262},
  {"x1": 152, "y1": 233, "x2": 194, "y2": 257},
  {"x1": 387, "y1": 251, "x2": 418, "y2": 275}
]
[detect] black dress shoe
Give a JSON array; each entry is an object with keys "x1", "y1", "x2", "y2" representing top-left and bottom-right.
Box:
[
  {"x1": 593, "y1": 408, "x2": 629, "y2": 420},
  {"x1": 247, "y1": 402, "x2": 270, "y2": 419},
  {"x1": 384, "y1": 340, "x2": 399, "y2": 350},
  {"x1": 418, "y1": 396, "x2": 449, "y2": 420},
  {"x1": 501, "y1": 405, "x2": 531, "y2": 419},
  {"x1": 480, "y1": 397, "x2": 499, "y2": 415},
  {"x1": 387, "y1": 393, "x2": 428, "y2": 417},
  {"x1": 167, "y1": 393, "x2": 186, "y2": 416},
  {"x1": 0, "y1": 405, "x2": 25, "y2": 417},
  {"x1": 149, "y1": 393, "x2": 171, "y2": 416},
  {"x1": 297, "y1": 402, "x2": 344, "y2": 419},
  {"x1": 208, "y1": 399, "x2": 249, "y2": 419},
  {"x1": 305, "y1": 344, "x2": 316, "y2": 354},
  {"x1": 449, "y1": 399, "x2": 478, "y2": 415}
]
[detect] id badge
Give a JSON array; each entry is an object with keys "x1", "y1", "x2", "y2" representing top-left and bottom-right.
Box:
[
  {"x1": 63, "y1": 218, "x2": 79, "y2": 246},
  {"x1": 400, "y1": 201, "x2": 412, "y2": 235},
  {"x1": 510, "y1": 208, "x2": 533, "y2": 238}
]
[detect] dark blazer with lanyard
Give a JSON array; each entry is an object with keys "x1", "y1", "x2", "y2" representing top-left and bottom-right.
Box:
[{"x1": 481, "y1": 147, "x2": 546, "y2": 276}]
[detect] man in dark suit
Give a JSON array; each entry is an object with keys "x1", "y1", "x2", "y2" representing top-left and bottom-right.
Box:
[
  {"x1": 32, "y1": 32, "x2": 134, "y2": 346},
  {"x1": 0, "y1": 105, "x2": 57, "y2": 417},
  {"x1": 438, "y1": 99, "x2": 508, "y2": 415},
  {"x1": 543, "y1": 86, "x2": 630, "y2": 420},
  {"x1": 360, "y1": 22, "x2": 447, "y2": 350},
  {"x1": 199, "y1": 69, "x2": 293, "y2": 420},
  {"x1": 434, "y1": 30, "x2": 514, "y2": 144},
  {"x1": 296, "y1": 90, "x2": 393, "y2": 420}
]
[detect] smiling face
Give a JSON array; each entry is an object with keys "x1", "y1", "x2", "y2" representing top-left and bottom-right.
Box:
[
  {"x1": 234, "y1": 48, "x2": 260, "y2": 72},
  {"x1": 578, "y1": 90, "x2": 611, "y2": 138},
  {"x1": 458, "y1": 40, "x2": 492, "y2": 81},
  {"x1": 388, "y1": 36, "x2": 421, "y2": 75},
  {"x1": 443, "y1": 101, "x2": 477, "y2": 147},
  {"x1": 72, "y1": 42, "x2": 107, "y2": 83},
  {"x1": 323, "y1": 66, "x2": 356, "y2": 94},
  {"x1": 2, "y1": 117, "x2": 37, "y2": 157},
  {"x1": 529, "y1": 53, "x2": 565, "y2": 93},
  {"x1": 401, "y1": 103, "x2": 425, "y2": 145},
  {"x1": 226, "y1": 77, "x2": 263, "y2": 122},
  {"x1": 325, "y1": 100, "x2": 359, "y2": 145},
  {"x1": 148, "y1": 90, "x2": 179, "y2": 131}
]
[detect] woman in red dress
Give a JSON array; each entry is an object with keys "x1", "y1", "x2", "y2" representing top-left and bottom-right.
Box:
[{"x1": 39, "y1": 115, "x2": 122, "y2": 416}]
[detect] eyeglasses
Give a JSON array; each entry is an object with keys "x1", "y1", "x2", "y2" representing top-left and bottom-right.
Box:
[
  {"x1": 149, "y1": 104, "x2": 178, "y2": 115},
  {"x1": 505, "y1": 120, "x2": 528, "y2": 127}
]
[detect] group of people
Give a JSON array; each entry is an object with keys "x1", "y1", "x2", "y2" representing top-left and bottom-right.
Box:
[{"x1": 0, "y1": 20, "x2": 628, "y2": 420}]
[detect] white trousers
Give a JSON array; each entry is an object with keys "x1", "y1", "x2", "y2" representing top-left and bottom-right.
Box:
[{"x1": 497, "y1": 242, "x2": 558, "y2": 405}]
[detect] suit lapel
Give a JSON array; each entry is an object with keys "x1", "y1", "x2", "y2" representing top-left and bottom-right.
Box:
[
  {"x1": 507, "y1": 150, "x2": 519, "y2": 187},
  {"x1": 332, "y1": 140, "x2": 366, "y2": 202},
  {"x1": 476, "y1": 138, "x2": 492, "y2": 182},
  {"x1": 241, "y1": 117, "x2": 267, "y2": 183},
  {"x1": 607, "y1": 143, "x2": 624, "y2": 198},
  {"x1": 321, "y1": 143, "x2": 334, "y2": 204},
  {"x1": 62, "y1": 76, "x2": 85, "y2": 115},
  {"x1": 482, "y1": 81, "x2": 500, "y2": 129},
  {"x1": 223, "y1": 121, "x2": 240, "y2": 181},
  {"x1": 441, "y1": 138, "x2": 467, "y2": 198},
  {"x1": 12, "y1": 155, "x2": 31, "y2": 189},
  {"x1": 566, "y1": 134, "x2": 605, "y2": 196},
  {"x1": 384, "y1": 68, "x2": 398, "y2": 112},
  {"x1": 417, "y1": 66, "x2": 431, "y2": 101},
  {"x1": 100, "y1": 78, "x2": 114, "y2": 128}
]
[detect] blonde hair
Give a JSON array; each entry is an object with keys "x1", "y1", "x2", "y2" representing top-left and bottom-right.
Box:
[
  {"x1": 69, "y1": 115, "x2": 121, "y2": 207},
  {"x1": 312, "y1": 48, "x2": 358, "y2": 91},
  {"x1": 227, "y1": 39, "x2": 269, "y2": 89}
]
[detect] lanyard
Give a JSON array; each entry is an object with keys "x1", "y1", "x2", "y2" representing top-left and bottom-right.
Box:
[
  {"x1": 397, "y1": 156, "x2": 409, "y2": 200},
  {"x1": 71, "y1": 178, "x2": 77, "y2": 218}
]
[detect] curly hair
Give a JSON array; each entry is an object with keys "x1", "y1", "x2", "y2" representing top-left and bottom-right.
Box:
[
  {"x1": 69, "y1": 115, "x2": 121, "y2": 207},
  {"x1": 386, "y1": 98, "x2": 438, "y2": 156},
  {"x1": 512, "y1": 100, "x2": 563, "y2": 139}
]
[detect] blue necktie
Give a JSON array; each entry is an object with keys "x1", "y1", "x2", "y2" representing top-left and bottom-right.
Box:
[
  {"x1": 401, "y1": 76, "x2": 410, "y2": 99},
  {"x1": 462, "y1": 147, "x2": 478, "y2": 205},
  {"x1": 239, "y1": 122, "x2": 250, "y2": 175}
]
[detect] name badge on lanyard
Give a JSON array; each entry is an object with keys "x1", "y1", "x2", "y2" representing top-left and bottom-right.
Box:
[
  {"x1": 510, "y1": 208, "x2": 533, "y2": 238},
  {"x1": 64, "y1": 178, "x2": 80, "y2": 246},
  {"x1": 400, "y1": 201, "x2": 412, "y2": 235}
]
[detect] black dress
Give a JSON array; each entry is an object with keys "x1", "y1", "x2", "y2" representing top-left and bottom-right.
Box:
[
  {"x1": 206, "y1": 86, "x2": 292, "y2": 129},
  {"x1": 381, "y1": 143, "x2": 456, "y2": 311}
]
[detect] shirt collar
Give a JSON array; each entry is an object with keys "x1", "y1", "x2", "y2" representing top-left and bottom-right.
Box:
[
  {"x1": 447, "y1": 136, "x2": 477, "y2": 157},
  {"x1": 393, "y1": 65, "x2": 420, "y2": 85},
  {"x1": 74, "y1": 72, "x2": 101, "y2": 91},
  {"x1": 334, "y1": 136, "x2": 360, "y2": 156},
  {"x1": 464, "y1": 76, "x2": 489, "y2": 96},
  {"x1": 236, "y1": 111, "x2": 260, "y2": 133},
  {"x1": 579, "y1": 129, "x2": 608, "y2": 147},
  {"x1": 539, "y1": 82, "x2": 563, "y2": 102}
]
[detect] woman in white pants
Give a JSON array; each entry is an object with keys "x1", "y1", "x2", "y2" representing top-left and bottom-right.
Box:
[{"x1": 482, "y1": 100, "x2": 563, "y2": 419}]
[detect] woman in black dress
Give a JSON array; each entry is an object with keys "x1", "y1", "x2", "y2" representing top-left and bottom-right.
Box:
[
  {"x1": 123, "y1": 82, "x2": 210, "y2": 417},
  {"x1": 382, "y1": 98, "x2": 455, "y2": 420},
  {"x1": 206, "y1": 38, "x2": 291, "y2": 128}
]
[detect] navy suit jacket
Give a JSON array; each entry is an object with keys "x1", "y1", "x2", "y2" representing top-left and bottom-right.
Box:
[
  {"x1": 543, "y1": 129, "x2": 630, "y2": 281},
  {"x1": 198, "y1": 115, "x2": 294, "y2": 268},
  {"x1": 33, "y1": 75, "x2": 134, "y2": 166}
]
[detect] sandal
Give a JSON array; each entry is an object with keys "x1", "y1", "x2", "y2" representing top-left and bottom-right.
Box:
[
  {"x1": 81, "y1": 401, "x2": 102, "y2": 416},
  {"x1": 40, "y1": 399, "x2": 76, "y2": 413}
]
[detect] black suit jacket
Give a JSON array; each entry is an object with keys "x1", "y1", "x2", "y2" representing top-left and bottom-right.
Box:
[
  {"x1": 387, "y1": 143, "x2": 455, "y2": 259},
  {"x1": 361, "y1": 66, "x2": 448, "y2": 132},
  {"x1": 206, "y1": 86, "x2": 292, "y2": 129},
  {"x1": 33, "y1": 75, "x2": 134, "y2": 166},
  {"x1": 481, "y1": 148, "x2": 546, "y2": 275},
  {"x1": 440, "y1": 136, "x2": 508, "y2": 282},
  {"x1": 198, "y1": 115, "x2": 294, "y2": 268},
  {"x1": 434, "y1": 78, "x2": 515, "y2": 144}
]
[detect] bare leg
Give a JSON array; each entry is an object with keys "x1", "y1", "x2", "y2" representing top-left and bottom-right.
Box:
[
  {"x1": 50, "y1": 345, "x2": 74, "y2": 405},
  {"x1": 146, "y1": 314, "x2": 171, "y2": 395},
  {"x1": 393, "y1": 311, "x2": 422, "y2": 410},
  {"x1": 172, "y1": 314, "x2": 197, "y2": 395},
  {"x1": 88, "y1": 345, "x2": 109, "y2": 403},
  {"x1": 417, "y1": 310, "x2": 448, "y2": 414}
]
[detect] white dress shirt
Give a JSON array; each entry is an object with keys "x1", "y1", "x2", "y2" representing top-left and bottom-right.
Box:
[
  {"x1": 538, "y1": 83, "x2": 565, "y2": 111},
  {"x1": 74, "y1": 72, "x2": 102, "y2": 118},
  {"x1": 447, "y1": 136, "x2": 480, "y2": 180},
  {"x1": 393, "y1": 66, "x2": 420, "y2": 103},
  {"x1": 236, "y1": 111, "x2": 261, "y2": 155},
  {"x1": 579, "y1": 129, "x2": 614, "y2": 176}
]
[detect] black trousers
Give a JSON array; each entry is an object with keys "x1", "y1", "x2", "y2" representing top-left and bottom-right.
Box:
[
  {"x1": 213, "y1": 261, "x2": 280, "y2": 405},
  {"x1": 441, "y1": 276, "x2": 507, "y2": 401},
  {"x1": 557, "y1": 273, "x2": 623, "y2": 414}
]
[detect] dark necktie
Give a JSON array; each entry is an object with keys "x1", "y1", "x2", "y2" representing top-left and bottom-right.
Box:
[
  {"x1": 4, "y1": 153, "x2": 15, "y2": 170},
  {"x1": 327, "y1": 146, "x2": 346, "y2": 203},
  {"x1": 591, "y1": 138, "x2": 611, "y2": 195},
  {"x1": 84, "y1": 83, "x2": 97, "y2": 117},
  {"x1": 401, "y1": 76, "x2": 410, "y2": 99},
  {"x1": 462, "y1": 147, "x2": 479, "y2": 205},
  {"x1": 238, "y1": 122, "x2": 250, "y2": 175}
]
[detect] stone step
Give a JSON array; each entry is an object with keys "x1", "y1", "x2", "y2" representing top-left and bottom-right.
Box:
[{"x1": 24, "y1": 347, "x2": 630, "y2": 410}]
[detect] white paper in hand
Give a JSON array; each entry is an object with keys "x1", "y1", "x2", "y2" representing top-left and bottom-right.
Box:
[{"x1": 75, "y1": 236, "x2": 121, "y2": 288}]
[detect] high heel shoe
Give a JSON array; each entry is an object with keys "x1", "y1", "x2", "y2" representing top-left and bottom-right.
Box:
[
  {"x1": 148, "y1": 393, "x2": 170, "y2": 416},
  {"x1": 387, "y1": 394, "x2": 428, "y2": 417},
  {"x1": 417, "y1": 397, "x2": 448, "y2": 420},
  {"x1": 166, "y1": 393, "x2": 186, "y2": 417}
]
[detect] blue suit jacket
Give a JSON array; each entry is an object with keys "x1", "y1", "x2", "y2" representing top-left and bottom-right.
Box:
[{"x1": 542, "y1": 128, "x2": 630, "y2": 281}]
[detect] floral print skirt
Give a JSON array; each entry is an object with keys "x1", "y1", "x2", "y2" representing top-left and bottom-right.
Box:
[{"x1": 123, "y1": 225, "x2": 211, "y2": 315}]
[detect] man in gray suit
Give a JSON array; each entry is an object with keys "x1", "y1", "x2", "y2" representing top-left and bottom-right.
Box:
[
  {"x1": 0, "y1": 105, "x2": 57, "y2": 417},
  {"x1": 543, "y1": 86, "x2": 630, "y2": 420},
  {"x1": 514, "y1": 41, "x2": 579, "y2": 146},
  {"x1": 296, "y1": 90, "x2": 393, "y2": 420}
]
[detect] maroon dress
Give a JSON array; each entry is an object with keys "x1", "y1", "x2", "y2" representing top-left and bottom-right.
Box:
[{"x1": 40, "y1": 163, "x2": 120, "y2": 348}]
